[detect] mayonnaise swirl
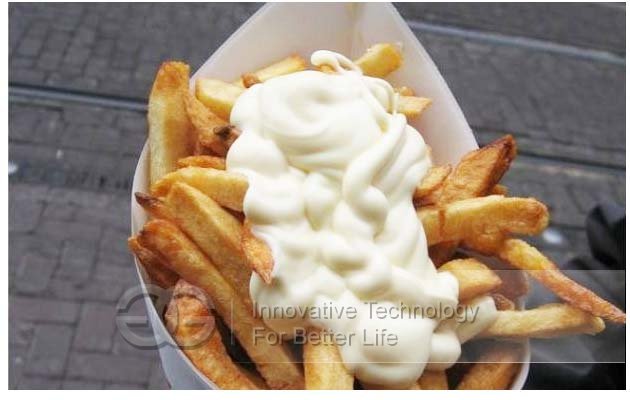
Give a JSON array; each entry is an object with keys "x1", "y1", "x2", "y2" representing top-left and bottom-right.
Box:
[{"x1": 226, "y1": 50, "x2": 497, "y2": 387}]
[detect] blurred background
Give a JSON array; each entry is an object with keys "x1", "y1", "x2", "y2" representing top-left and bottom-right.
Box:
[{"x1": 8, "y1": 3, "x2": 625, "y2": 389}]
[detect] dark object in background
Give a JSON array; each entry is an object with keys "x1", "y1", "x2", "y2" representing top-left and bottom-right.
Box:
[{"x1": 525, "y1": 202, "x2": 626, "y2": 390}]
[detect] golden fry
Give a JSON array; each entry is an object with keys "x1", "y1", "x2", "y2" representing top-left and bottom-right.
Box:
[
  {"x1": 165, "y1": 280, "x2": 264, "y2": 389},
  {"x1": 491, "y1": 293, "x2": 515, "y2": 311},
  {"x1": 151, "y1": 166, "x2": 247, "y2": 212},
  {"x1": 138, "y1": 220, "x2": 304, "y2": 389},
  {"x1": 480, "y1": 303, "x2": 605, "y2": 339},
  {"x1": 417, "y1": 370, "x2": 448, "y2": 390},
  {"x1": 438, "y1": 258, "x2": 502, "y2": 301},
  {"x1": 397, "y1": 96, "x2": 432, "y2": 119},
  {"x1": 414, "y1": 165, "x2": 452, "y2": 201},
  {"x1": 456, "y1": 343, "x2": 521, "y2": 390},
  {"x1": 241, "y1": 220, "x2": 274, "y2": 284},
  {"x1": 177, "y1": 155, "x2": 226, "y2": 170},
  {"x1": 148, "y1": 61, "x2": 194, "y2": 184},
  {"x1": 134, "y1": 192, "x2": 175, "y2": 221},
  {"x1": 128, "y1": 236, "x2": 178, "y2": 288},
  {"x1": 195, "y1": 79, "x2": 244, "y2": 120},
  {"x1": 497, "y1": 239, "x2": 626, "y2": 323},
  {"x1": 419, "y1": 195, "x2": 549, "y2": 246},
  {"x1": 234, "y1": 54, "x2": 307, "y2": 87},
  {"x1": 164, "y1": 182, "x2": 252, "y2": 307},
  {"x1": 184, "y1": 93, "x2": 236, "y2": 157},
  {"x1": 304, "y1": 330, "x2": 354, "y2": 390},
  {"x1": 354, "y1": 43, "x2": 403, "y2": 78}
]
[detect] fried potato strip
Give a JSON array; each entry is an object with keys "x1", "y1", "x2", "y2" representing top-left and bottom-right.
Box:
[
  {"x1": 303, "y1": 330, "x2": 354, "y2": 390},
  {"x1": 438, "y1": 258, "x2": 502, "y2": 301},
  {"x1": 165, "y1": 280, "x2": 264, "y2": 389}
]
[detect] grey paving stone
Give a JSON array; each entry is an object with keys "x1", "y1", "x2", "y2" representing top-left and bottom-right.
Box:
[
  {"x1": 10, "y1": 295, "x2": 80, "y2": 324},
  {"x1": 9, "y1": 345, "x2": 28, "y2": 389},
  {"x1": 74, "y1": 302, "x2": 118, "y2": 352},
  {"x1": 24, "y1": 324, "x2": 74, "y2": 377},
  {"x1": 15, "y1": 252, "x2": 58, "y2": 294},
  {"x1": 395, "y1": 3, "x2": 625, "y2": 55},
  {"x1": 62, "y1": 380, "x2": 105, "y2": 389},
  {"x1": 17, "y1": 376, "x2": 62, "y2": 389},
  {"x1": 147, "y1": 362, "x2": 170, "y2": 390},
  {"x1": 67, "y1": 352, "x2": 152, "y2": 384}
]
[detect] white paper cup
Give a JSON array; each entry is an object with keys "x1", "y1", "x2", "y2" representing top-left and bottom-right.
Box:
[{"x1": 130, "y1": 2, "x2": 530, "y2": 389}]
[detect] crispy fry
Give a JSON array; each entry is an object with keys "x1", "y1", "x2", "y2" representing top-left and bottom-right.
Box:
[
  {"x1": 395, "y1": 86, "x2": 415, "y2": 96},
  {"x1": 491, "y1": 293, "x2": 515, "y2": 311},
  {"x1": 134, "y1": 192, "x2": 175, "y2": 221},
  {"x1": 497, "y1": 239, "x2": 626, "y2": 323},
  {"x1": 241, "y1": 220, "x2": 274, "y2": 284},
  {"x1": 424, "y1": 135, "x2": 517, "y2": 265},
  {"x1": 462, "y1": 231, "x2": 506, "y2": 255},
  {"x1": 164, "y1": 182, "x2": 252, "y2": 308},
  {"x1": 137, "y1": 220, "x2": 304, "y2": 389},
  {"x1": 304, "y1": 330, "x2": 354, "y2": 390},
  {"x1": 397, "y1": 96, "x2": 431, "y2": 119},
  {"x1": 165, "y1": 280, "x2": 263, "y2": 389},
  {"x1": 234, "y1": 55, "x2": 307, "y2": 87},
  {"x1": 177, "y1": 155, "x2": 226, "y2": 170},
  {"x1": 195, "y1": 79, "x2": 244, "y2": 120},
  {"x1": 456, "y1": 343, "x2": 521, "y2": 390},
  {"x1": 354, "y1": 43, "x2": 403, "y2": 78},
  {"x1": 490, "y1": 184, "x2": 508, "y2": 196},
  {"x1": 414, "y1": 165, "x2": 452, "y2": 201},
  {"x1": 151, "y1": 167, "x2": 247, "y2": 212},
  {"x1": 480, "y1": 303, "x2": 605, "y2": 339},
  {"x1": 148, "y1": 61, "x2": 194, "y2": 184},
  {"x1": 417, "y1": 370, "x2": 448, "y2": 390},
  {"x1": 128, "y1": 236, "x2": 178, "y2": 288},
  {"x1": 419, "y1": 195, "x2": 549, "y2": 246},
  {"x1": 438, "y1": 259, "x2": 502, "y2": 301},
  {"x1": 184, "y1": 93, "x2": 236, "y2": 157}
]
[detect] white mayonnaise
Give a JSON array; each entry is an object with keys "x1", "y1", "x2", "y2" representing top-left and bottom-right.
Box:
[{"x1": 226, "y1": 50, "x2": 497, "y2": 387}]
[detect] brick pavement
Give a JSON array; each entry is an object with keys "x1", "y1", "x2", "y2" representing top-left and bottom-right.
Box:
[{"x1": 8, "y1": 3, "x2": 625, "y2": 390}]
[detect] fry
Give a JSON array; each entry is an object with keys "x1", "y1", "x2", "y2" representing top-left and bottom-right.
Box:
[
  {"x1": 148, "y1": 61, "x2": 194, "y2": 184},
  {"x1": 417, "y1": 370, "x2": 448, "y2": 390},
  {"x1": 480, "y1": 303, "x2": 605, "y2": 339},
  {"x1": 164, "y1": 182, "x2": 252, "y2": 307},
  {"x1": 456, "y1": 343, "x2": 521, "y2": 390},
  {"x1": 397, "y1": 96, "x2": 431, "y2": 119},
  {"x1": 151, "y1": 166, "x2": 247, "y2": 212},
  {"x1": 177, "y1": 155, "x2": 226, "y2": 170},
  {"x1": 497, "y1": 239, "x2": 626, "y2": 323},
  {"x1": 395, "y1": 86, "x2": 415, "y2": 96},
  {"x1": 354, "y1": 43, "x2": 402, "y2": 78},
  {"x1": 419, "y1": 195, "x2": 549, "y2": 246},
  {"x1": 241, "y1": 221, "x2": 274, "y2": 284},
  {"x1": 438, "y1": 259, "x2": 502, "y2": 301},
  {"x1": 424, "y1": 135, "x2": 517, "y2": 265},
  {"x1": 414, "y1": 165, "x2": 452, "y2": 201},
  {"x1": 138, "y1": 220, "x2": 304, "y2": 389},
  {"x1": 234, "y1": 54, "x2": 307, "y2": 87},
  {"x1": 195, "y1": 79, "x2": 244, "y2": 120},
  {"x1": 128, "y1": 236, "x2": 178, "y2": 288},
  {"x1": 165, "y1": 280, "x2": 263, "y2": 389},
  {"x1": 184, "y1": 93, "x2": 236, "y2": 157},
  {"x1": 304, "y1": 330, "x2": 354, "y2": 390},
  {"x1": 134, "y1": 192, "x2": 175, "y2": 221},
  {"x1": 491, "y1": 293, "x2": 515, "y2": 311},
  {"x1": 490, "y1": 184, "x2": 508, "y2": 196}
]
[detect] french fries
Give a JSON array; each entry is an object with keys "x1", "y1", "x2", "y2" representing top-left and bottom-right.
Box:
[
  {"x1": 354, "y1": 43, "x2": 403, "y2": 78},
  {"x1": 438, "y1": 259, "x2": 502, "y2": 301},
  {"x1": 184, "y1": 93, "x2": 236, "y2": 157},
  {"x1": 151, "y1": 166, "x2": 247, "y2": 212},
  {"x1": 234, "y1": 54, "x2": 307, "y2": 87},
  {"x1": 127, "y1": 237, "x2": 178, "y2": 289},
  {"x1": 417, "y1": 371, "x2": 449, "y2": 390},
  {"x1": 138, "y1": 219, "x2": 304, "y2": 389},
  {"x1": 456, "y1": 343, "x2": 521, "y2": 390},
  {"x1": 480, "y1": 303, "x2": 605, "y2": 339},
  {"x1": 303, "y1": 330, "x2": 354, "y2": 390},
  {"x1": 165, "y1": 279, "x2": 264, "y2": 389},
  {"x1": 177, "y1": 155, "x2": 226, "y2": 170},
  {"x1": 148, "y1": 62, "x2": 194, "y2": 184},
  {"x1": 497, "y1": 239, "x2": 626, "y2": 323},
  {"x1": 130, "y1": 43, "x2": 624, "y2": 390},
  {"x1": 419, "y1": 195, "x2": 549, "y2": 246}
]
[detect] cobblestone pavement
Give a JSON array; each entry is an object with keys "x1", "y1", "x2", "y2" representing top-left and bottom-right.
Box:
[{"x1": 8, "y1": 3, "x2": 625, "y2": 389}]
